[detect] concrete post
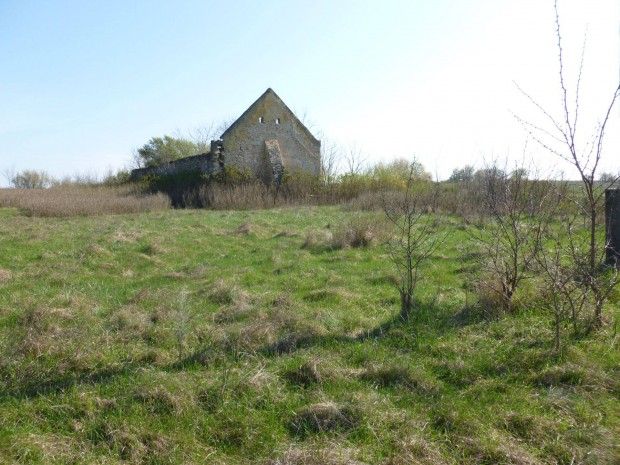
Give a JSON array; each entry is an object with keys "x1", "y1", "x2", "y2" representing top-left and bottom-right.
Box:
[{"x1": 605, "y1": 188, "x2": 620, "y2": 267}]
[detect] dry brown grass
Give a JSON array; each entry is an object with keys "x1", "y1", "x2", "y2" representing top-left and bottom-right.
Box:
[
  {"x1": 88, "y1": 422, "x2": 171, "y2": 463},
  {"x1": 282, "y1": 360, "x2": 325, "y2": 387},
  {"x1": 235, "y1": 221, "x2": 254, "y2": 235},
  {"x1": 303, "y1": 216, "x2": 387, "y2": 250},
  {"x1": 184, "y1": 182, "x2": 295, "y2": 210},
  {"x1": 208, "y1": 280, "x2": 253, "y2": 307},
  {"x1": 384, "y1": 437, "x2": 449, "y2": 465},
  {"x1": 0, "y1": 185, "x2": 170, "y2": 217},
  {"x1": 270, "y1": 447, "x2": 368, "y2": 465},
  {"x1": 0, "y1": 268, "x2": 12, "y2": 282},
  {"x1": 331, "y1": 216, "x2": 385, "y2": 248},
  {"x1": 302, "y1": 229, "x2": 333, "y2": 249}
]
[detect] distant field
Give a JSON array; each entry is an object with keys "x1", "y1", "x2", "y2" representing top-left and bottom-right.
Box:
[{"x1": 0, "y1": 205, "x2": 618, "y2": 464}]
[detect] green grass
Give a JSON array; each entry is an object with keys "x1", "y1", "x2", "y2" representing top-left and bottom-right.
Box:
[{"x1": 0, "y1": 206, "x2": 618, "y2": 464}]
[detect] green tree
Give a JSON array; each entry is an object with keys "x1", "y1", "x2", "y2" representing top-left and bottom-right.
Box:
[
  {"x1": 134, "y1": 136, "x2": 201, "y2": 168},
  {"x1": 448, "y1": 165, "x2": 474, "y2": 182},
  {"x1": 372, "y1": 158, "x2": 432, "y2": 190},
  {"x1": 10, "y1": 170, "x2": 53, "y2": 188}
]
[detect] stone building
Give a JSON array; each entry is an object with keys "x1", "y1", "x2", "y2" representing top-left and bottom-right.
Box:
[{"x1": 131, "y1": 88, "x2": 321, "y2": 183}]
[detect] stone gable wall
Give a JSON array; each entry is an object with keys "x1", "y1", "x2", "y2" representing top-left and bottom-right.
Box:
[
  {"x1": 221, "y1": 91, "x2": 321, "y2": 182},
  {"x1": 130, "y1": 90, "x2": 320, "y2": 183}
]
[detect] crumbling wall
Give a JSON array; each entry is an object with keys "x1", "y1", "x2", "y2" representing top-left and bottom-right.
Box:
[
  {"x1": 129, "y1": 89, "x2": 321, "y2": 184},
  {"x1": 220, "y1": 89, "x2": 321, "y2": 182},
  {"x1": 130, "y1": 152, "x2": 222, "y2": 180}
]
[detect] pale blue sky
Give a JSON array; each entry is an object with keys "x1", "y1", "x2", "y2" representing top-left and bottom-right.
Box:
[{"x1": 1, "y1": 0, "x2": 618, "y2": 185}]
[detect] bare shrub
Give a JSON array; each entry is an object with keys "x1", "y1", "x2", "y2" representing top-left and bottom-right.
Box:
[
  {"x1": 515, "y1": 1, "x2": 620, "y2": 327},
  {"x1": 467, "y1": 162, "x2": 558, "y2": 314},
  {"x1": 0, "y1": 185, "x2": 170, "y2": 217},
  {"x1": 382, "y1": 162, "x2": 442, "y2": 320}
]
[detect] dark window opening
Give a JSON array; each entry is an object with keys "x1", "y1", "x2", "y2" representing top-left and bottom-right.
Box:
[
  {"x1": 275, "y1": 118, "x2": 280, "y2": 125},
  {"x1": 259, "y1": 116, "x2": 264, "y2": 123}
]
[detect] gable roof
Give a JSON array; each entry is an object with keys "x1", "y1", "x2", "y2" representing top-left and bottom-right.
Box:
[{"x1": 220, "y1": 88, "x2": 320, "y2": 145}]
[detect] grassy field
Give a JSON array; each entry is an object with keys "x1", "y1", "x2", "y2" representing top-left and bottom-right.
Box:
[{"x1": 0, "y1": 205, "x2": 618, "y2": 464}]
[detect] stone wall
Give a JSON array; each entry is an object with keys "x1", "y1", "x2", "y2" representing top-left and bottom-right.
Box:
[
  {"x1": 130, "y1": 89, "x2": 321, "y2": 184},
  {"x1": 606, "y1": 188, "x2": 620, "y2": 266},
  {"x1": 130, "y1": 152, "x2": 222, "y2": 180},
  {"x1": 220, "y1": 88, "x2": 321, "y2": 183}
]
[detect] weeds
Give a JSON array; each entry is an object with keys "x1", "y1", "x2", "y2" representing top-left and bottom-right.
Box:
[
  {"x1": 0, "y1": 206, "x2": 618, "y2": 464},
  {"x1": 0, "y1": 185, "x2": 169, "y2": 217}
]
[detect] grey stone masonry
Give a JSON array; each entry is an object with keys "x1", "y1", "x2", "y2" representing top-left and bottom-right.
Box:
[
  {"x1": 130, "y1": 152, "x2": 223, "y2": 181},
  {"x1": 605, "y1": 188, "x2": 620, "y2": 267},
  {"x1": 264, "y1": 140, "x2": 284, "y2": 183},
  {"x1": 129, "y1": 89, "x2": 320, "y2": 184}
]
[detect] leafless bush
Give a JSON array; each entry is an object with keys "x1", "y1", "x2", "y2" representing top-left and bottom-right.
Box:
[
  {"x1": 382, "y1": 162, "x2": 442, "y2": 320},
  {"x1": 467, "y1": 162, "x2": 559, "y2": 314},
  {"x1": 536, "y1": 210, "x2": 619, "y2": 346},
  {"x1": 515, "y1": 0, "x2": 620, "y2": 327},
  {"x1": 0, "y1": 185, "x2": 170, "y2": 217}
]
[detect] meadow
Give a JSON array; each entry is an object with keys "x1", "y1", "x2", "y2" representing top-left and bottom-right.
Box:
[{"x1": 0, "y1": 196, "x2": 618, "y2": 464}]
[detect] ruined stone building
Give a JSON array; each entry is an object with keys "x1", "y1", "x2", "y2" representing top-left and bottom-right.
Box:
[{"x1": 131, "y1": 88, "x2": 321, "y2": 183}]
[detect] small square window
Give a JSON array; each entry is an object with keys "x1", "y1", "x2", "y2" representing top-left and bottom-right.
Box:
[
  {"x1": 275, "y1": 118, "x2": 280, "y2": 125},
  {"x1": 258, "y1": 116, "x2": 264, "y2": 123}
]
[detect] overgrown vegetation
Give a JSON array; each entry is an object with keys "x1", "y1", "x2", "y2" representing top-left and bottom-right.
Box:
[
  {"x1": 1, "y1": 2, "x2": 618, "y2": 461},
  {"x1": 0, "y1": 185, "x2": 170, "y2": 217},
  {"x1": 0, "y1": 205, "x2": 618, "y2": 464}
]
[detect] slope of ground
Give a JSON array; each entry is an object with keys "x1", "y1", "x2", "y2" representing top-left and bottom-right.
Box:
[{"x1": 0, "y1": 206, "x2": 618, "y2": 464}]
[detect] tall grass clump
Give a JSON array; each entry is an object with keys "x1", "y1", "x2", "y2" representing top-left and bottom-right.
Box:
[{"x1": 0, "y1": 185, "x2": 170, "y2": 217}]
